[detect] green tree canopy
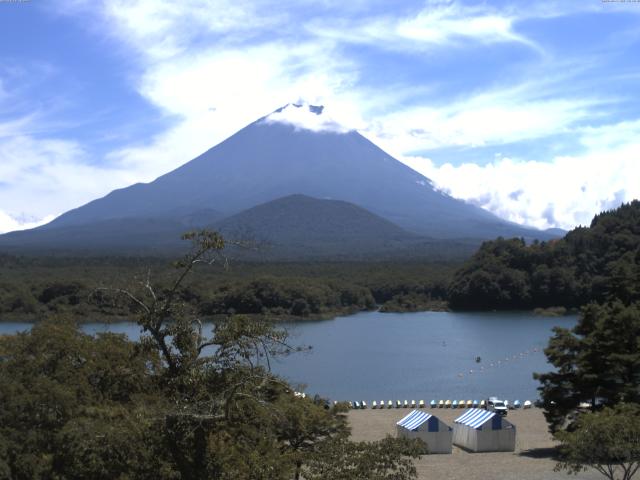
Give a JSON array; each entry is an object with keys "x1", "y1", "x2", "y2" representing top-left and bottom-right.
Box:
[
  {"x1": 554, "y1": 403, "x2": 640, "y2": 480},
  {"x1": 448, "y1": 201, "x2": 640, "y2": 311},
  {"x1": 535, "y1": 301, "x2": 640, "y2": 432},
  {"x1": 0, "y1": 231, "x2": 421, "y2": 480},
  {"x1": 303, "y1": 436, "x2": 424, "y2": 480}
]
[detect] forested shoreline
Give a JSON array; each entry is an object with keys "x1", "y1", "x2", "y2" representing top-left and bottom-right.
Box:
[
  {"x1": 0, "y1": 256, "x2": 455, "y2": 322},
  {"x1": 2, "y1": 201, "x2": 638, "y2": 322},
  {"x1": 0, "y1": 232, "x2": 424, "y2": 479}
]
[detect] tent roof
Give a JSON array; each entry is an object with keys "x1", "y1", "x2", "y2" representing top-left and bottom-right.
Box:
[
  {"x1": 397, "y1": 410, "x2": 433, "y2": 431},
  {"x1": 454, "y1": 408, "x2": 496, "y2": 429}
]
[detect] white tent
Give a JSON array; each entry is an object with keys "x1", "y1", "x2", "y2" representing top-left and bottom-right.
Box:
[
  {"x1": 396, "y1": 410, "x2": 453, "y2": 454},
  {"x1": 452, "y1": 408, "x2": 516, "y2": 452}
]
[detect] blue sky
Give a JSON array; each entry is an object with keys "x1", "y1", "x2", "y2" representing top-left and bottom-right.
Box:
[{"x1": 1, "y1": 0, "x2": 639, "y2": 232}]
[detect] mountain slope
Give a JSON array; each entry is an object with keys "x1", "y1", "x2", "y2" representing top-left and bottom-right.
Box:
[
  {"x1": 39, "y1": 104, "x2": 554, "y2": 241},
  {"x1": 0, "y1": 209, "x2": 223, "y2": 255}
]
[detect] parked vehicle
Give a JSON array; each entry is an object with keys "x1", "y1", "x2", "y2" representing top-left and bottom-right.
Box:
[{"x1": 486, "y1": 396, "x2": 508, "y2": 416}]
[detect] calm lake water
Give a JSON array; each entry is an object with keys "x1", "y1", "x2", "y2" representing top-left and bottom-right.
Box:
[{"x1": 0, "y1": 311, "x2": 576, "y2": 403}]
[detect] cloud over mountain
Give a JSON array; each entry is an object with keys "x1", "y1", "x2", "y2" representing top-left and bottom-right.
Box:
[{"x1": 0, "y1": 1, "x2": 638, "y2": 233}]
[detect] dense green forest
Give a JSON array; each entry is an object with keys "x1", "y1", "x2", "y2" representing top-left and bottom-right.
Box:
[
  {"x1": 0, "y1": 232, "x2": 423, "y2": 479},
  {"x1": 448, "y1": 201, "x2": 640, "y2": 310},
  {"x1": 2, "y1": 201, "x2": 638, "y2": 321},
  {"x1": 0, "y1": 255, "x2": 455, "y2": 322}
]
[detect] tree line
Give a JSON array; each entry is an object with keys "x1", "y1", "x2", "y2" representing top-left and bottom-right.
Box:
[
  {"x1": 2, "y1": 201, "x2": 639, "y2": 322},
  {"x1": 448, "y1": 201, "x2": 640, "y2": 310},
  {"x1": 0, "y1": 257, "x2": 455, "y2": 322}
]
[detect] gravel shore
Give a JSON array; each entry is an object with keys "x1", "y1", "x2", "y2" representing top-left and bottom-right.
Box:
[{"x1": 348, "y1": 408, "x2": 602, "y2": 480}]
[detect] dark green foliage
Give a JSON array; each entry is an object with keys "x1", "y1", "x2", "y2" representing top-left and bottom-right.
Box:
[
  {"x1": 0, "y1": 232, "x2": 421, "y2": 479},
  {"x1": 449, "y1": 201, "x2": 640, "y2": 310},
  {"x1": 554, "y1": 404, "x2": 640, "y2": 480},
  {"x1": 303, "y1": 436, "x2": 424, "y2": 480},
  {"x1": 201, "y1": 276, "x2": 375, "y2": 317},
  {"x1": 0, "y1": 317, "x2": 164, "y2": 479},
  {"x1": 534, "y1": 301, "x2": 640, "y2": 432},
  {"x1": 0, "y1": 257, "x2": 458, "y2": 322},
  {"x1": 273, "y1": 396, "x2": 349, "y2": 479}
]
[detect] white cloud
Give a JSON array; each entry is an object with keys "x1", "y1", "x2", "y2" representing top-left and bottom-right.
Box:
[
  {"x1": 0, "y1": 135, "x2": 135, "y2": 232},
  {"x1": 308, "y1": 1, "x2": 540, "y2": 53},
  {"x1": 361, "y1": 83, "x2": 606, "y2": 154},
  {"x1": 579, "y1": 118, "x2": 640, "y2": 151},
  {"x1": 98, "y1": 4, "x2": 595, "y2": 179},
  {"x1": 92, "y1": 0, "x2": 285, "y2": 60},
  {"x1": 0, "y1": 211, "x2": 57, "y2": 235},
  {"x1": 263, "y1": 102, "x2": 355, "y2": 133},
  {"x1": 103, "y1": 39, "x2": 367, "y2": 176},
  {"x1": 91, "y1": 0, "x2": 561, "y2": 175},
  {"x1": 401, "y1": 139, "x2": 640, "y2": 230}
]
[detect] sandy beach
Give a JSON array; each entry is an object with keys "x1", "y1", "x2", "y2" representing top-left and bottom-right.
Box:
[{"x1": 348, "y1": 407, "x2": 602, "y2": 480}]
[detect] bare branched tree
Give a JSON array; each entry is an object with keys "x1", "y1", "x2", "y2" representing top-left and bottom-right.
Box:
[{"x1": 92, "y1": 230, "x2": 296, "y2": 418}]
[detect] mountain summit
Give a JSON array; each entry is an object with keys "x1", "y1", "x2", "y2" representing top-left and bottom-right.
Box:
[{"x1": 0, "y1": 105, "x2": 558, "y2": 256}]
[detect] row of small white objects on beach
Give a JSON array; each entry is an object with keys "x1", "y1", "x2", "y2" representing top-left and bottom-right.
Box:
[
  {"x1": 456, "y1": 347, "x2": 541, "y2": 379},
  {"x1": 343, "y1": 399, "x2": 533, "y2": 409}
]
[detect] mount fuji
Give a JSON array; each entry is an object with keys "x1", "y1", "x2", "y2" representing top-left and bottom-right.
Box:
[{"x1": 0, "y1": 104, "x2": 559, "y2": 257}]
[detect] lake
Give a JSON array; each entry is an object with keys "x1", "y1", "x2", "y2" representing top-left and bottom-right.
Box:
[{"x1": 0, "y1": 310, "x2": 576, "y2": 403}]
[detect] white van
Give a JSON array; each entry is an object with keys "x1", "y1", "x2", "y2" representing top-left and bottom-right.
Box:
[{"x1": 486, "y1": 397, "x2": 508, "y2": 416}]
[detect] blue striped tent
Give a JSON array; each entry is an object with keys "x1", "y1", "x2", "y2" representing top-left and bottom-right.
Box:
[
  {"x1": 396, "y1": 410, "x2": 452, "y2": 454},
  {"x1": 452, "y1": 408, "x2": 516, "y2": 452}
]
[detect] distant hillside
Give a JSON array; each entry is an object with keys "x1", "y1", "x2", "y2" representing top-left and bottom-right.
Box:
[
  {"x1": 0, "y1": 209, "x2": 222, "y2": 256},
  {"x1": 447, "y1": 201, "x2": 640, "y2": 310},
  {"x1": 215, "y1": 194, "x2": 409, "y2": 257},
  {"x1": 0, "y1": 194, "x2": 478, "y2": 260},
  {"x1": 215, "y1": 194, "x2": 478, "y2": 260},
  {"x1": 0, "y1": 218, "x2": 185, "y2": 255}
]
